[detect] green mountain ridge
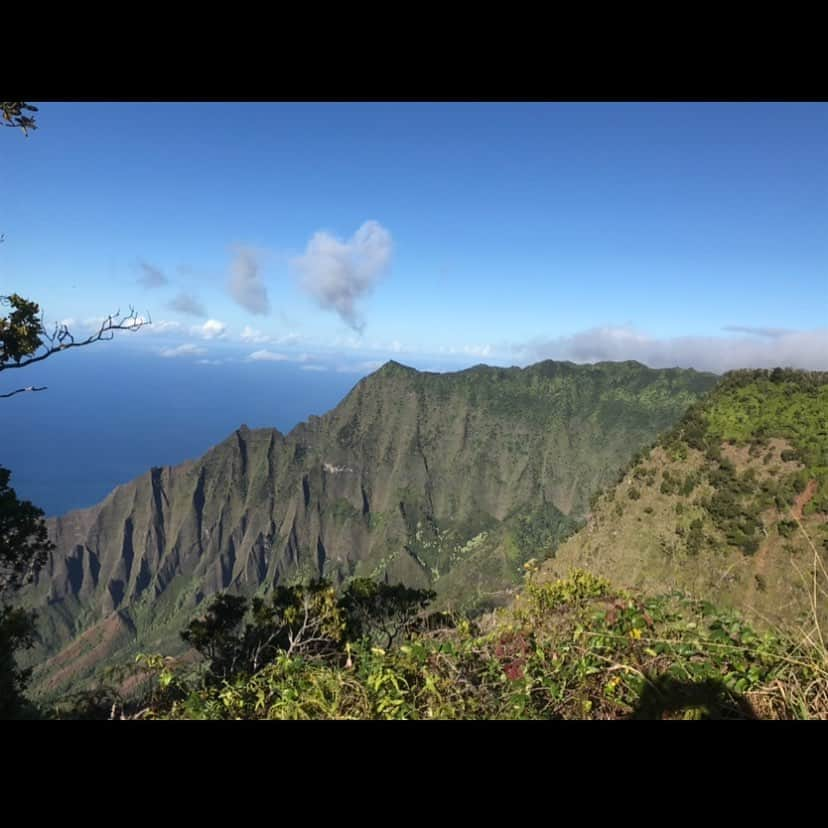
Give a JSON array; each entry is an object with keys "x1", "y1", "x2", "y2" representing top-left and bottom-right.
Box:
[
  {"x1": 19, "y1": 358, "x2": 718, "y2": 694},
  {"x1": 540, "y1": 368, "x2": 828, "y2": 631}
]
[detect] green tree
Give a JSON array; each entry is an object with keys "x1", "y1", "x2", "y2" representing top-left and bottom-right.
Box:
[
  {"x1": 180, "y1": 578, "x2": 437, "y2": 686},
  {"x1": 0, "y1": 467, "x2": 54, "y2": 717},
  {"x1": 340, "y1": 578, "x2": 435, "y2": 648}
]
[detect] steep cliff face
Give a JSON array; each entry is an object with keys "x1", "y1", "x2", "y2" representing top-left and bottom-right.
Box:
[{"x1": 21, "y1": 359, "x2": 718, "y2": 692}]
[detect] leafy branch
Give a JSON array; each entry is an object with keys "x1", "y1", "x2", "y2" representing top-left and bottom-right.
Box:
[{"x1": 1, "y1": 102, "x2": 38, "y2": 136}]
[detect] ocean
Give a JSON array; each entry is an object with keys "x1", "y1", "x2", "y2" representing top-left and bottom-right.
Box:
[{"x1": 0, "y1": 345, "x2": 360, "y2": 517}]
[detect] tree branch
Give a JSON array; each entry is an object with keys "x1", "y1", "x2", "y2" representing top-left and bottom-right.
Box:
[
  {"x1": 0, "y1": 306, "x2": 151, "y2": 372},
  {"x1": 0, "y1": 385, "x2": 47, "y2": 399}
]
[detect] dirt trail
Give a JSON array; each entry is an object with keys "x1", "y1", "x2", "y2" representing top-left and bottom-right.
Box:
[
  {"x1": 751, "y1": 479, "x2": 817, "y2": 591},
  {"x1": 791, "y1": 479, "x2": 818, "y2": 521}
]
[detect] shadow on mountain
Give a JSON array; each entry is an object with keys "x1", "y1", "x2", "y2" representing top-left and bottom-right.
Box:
[{"x1": 630, "y1": 675, "x2": 758, "y2": 720}]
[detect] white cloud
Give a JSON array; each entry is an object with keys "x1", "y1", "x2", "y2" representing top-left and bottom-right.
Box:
[
  {"x1": 721, "y1": 325, "x2": 793, "y2": 339},
  {"x1": 196, "y1": 358, "x2": 224, "y2": 365},
  {"x1": 435, "y1": 344, "x2": 493, "y2": 357},
  {"x1": 240, "y1": 325, "x2": 271, "y2": 344},
  {"x1": 292, "y1": 220, "x2": 392, "y2": 331},
  {"x1": 148, "y1": 319, "x2": 184, "y2": 335},
  {"x1": 129, "y1": 319, "x2": 184, "y2": 336},
  {"x1": 248, "y1": 350, "x2": 289, "y2": 362},
  {"x1": 518, "y1": 325, "x2": 828, "y2": 373},
  {"x1": 462, "y1": 344, "x2": 493, "y2": 358},
  {"x1": 328, "y1": 334, "x2": 365, "y2": 351},
  {"x1": 229, "y1": 247, "x2": 270, "y2": 315},
  {"x1": 301, "y1": 364, "x2": 328, "y2": 372},
  {"x1": 160, "y1": 343, "x2": 207, "y2": 358},
  {"x1": 193, "y1": 319, "x2": 227, "y2": 340}
]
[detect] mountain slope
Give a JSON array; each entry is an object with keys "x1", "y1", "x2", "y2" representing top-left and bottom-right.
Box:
[
  {"x1": 540, "y1": 368, "x2": 828, "y2": 630},
  {"x1": 20, "y1": 359, "x2": 718, "y2": 693}
]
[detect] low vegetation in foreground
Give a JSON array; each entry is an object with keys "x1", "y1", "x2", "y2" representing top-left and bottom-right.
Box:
[{"x1": 48, "y1": 566, "x2": 828, "y2": 720}]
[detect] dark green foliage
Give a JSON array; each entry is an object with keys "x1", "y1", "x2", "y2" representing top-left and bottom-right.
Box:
[
  {"x1": 680, "y1": 472, "x2": 700, "y2": 497},
  {"x1": 0, "y1": 605, "x2": 38, "y2": 719},
  {"x1": 340, "y1": 578, "x2": 436, "y2": 648},
  {"x1": 704, "y1": 370, "x2": 828, "y2": 513},
  {"x1": 705, "y1": 476, "x2": 763, "y2": 556},
  {"x1": 0, "y1": 467, "x2": 54, "y2": 594},
  {"x1": 777, "y1": 520, "x2": 797, "y2": 539},
  {"x1": 705, "y1": 443, "x2": 722, "y2": 462},
  {"x1": 679, "y1": 406, "x2": 709, "y2": 452},
  {"x1": 508, "y1": 506, "x2": 580, "y2": 563},
  {"x1": 181, "y1": 582, "x2": 345, "y2": 683},
  {"x1": 180, "y1": 594, "x2": 249, "y2": 682},
  {"x1": 686, "y1": 519, "x2": 705, "y2": 555},
  {"x1": 0, "y1": 468, "x2": 53, "y2": 718},
  {"x1": 1, "y1": 102, "x2": 38, "y2": 136},
  {"x1": 0, "y1": 294, "x2": 43, "y2": 365},
  {"x1": 180, "y1": 578, "x2": 437, "y2": 686},
  {"x1": 628, "y1": 487, "x2": 641, "y2": 501}
]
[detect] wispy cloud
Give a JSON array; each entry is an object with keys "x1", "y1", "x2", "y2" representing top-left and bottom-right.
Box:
[
  {"x1": 462, "y1": 344, "x2": 492, "y2": 358},
  {"x1": 160, "y1": 343, "x2": 207, "y2": 358},
  {"x1": 137, "y1": 260, "x2": 168, "y2": 289},
  {"x1": 133, "y1": 319, "x2": 183, "y2": 336},
  {"x1": 196, "y1": 358, "x2": 224, "y2": 365},
  {"x1": 193, "y1": 319, "x2": 227, "y2": 340},
  {"x1": 518, "y1": 325, "x2": 828, "y2": 373},
  {"x1": 240, "y1": 325, "x2": 271, "y2": 344},
  {"x1": 300, "y1": 364, "x2": 328, "y2": 372},
  {"x1": 721, "y1": 325, "x2": 793, "y2": 339},
  {"x1": 169, "y1": 292, "x2": 207, "y2": 318},
  {"x1": 435, "y1": 343, "x2": 494, "y2": 358},
  {"x1": 229, "y1": 247, "x2": 270, "y2": 315},
  {"x1": 247, "y1": 350, "x2": 289, "y2": 362},
  {"x1": 292, "y1": 220, "x2": 392, "y2": 331}
]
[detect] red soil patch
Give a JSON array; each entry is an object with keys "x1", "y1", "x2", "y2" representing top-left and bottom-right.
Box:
[
  {"x1": 791, "y1": 479, "x2": 818, "y2": 522},
  {"x1": 37, "y1": 612, "x2": 134, "y2": 692}
]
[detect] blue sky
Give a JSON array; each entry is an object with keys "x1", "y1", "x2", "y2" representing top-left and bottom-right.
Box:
[{"x1": 2, "y1": 101, "x2": 826, "y2": 373}]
